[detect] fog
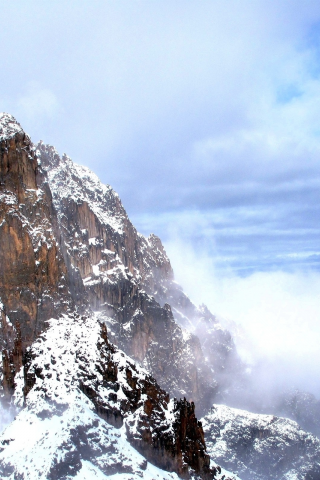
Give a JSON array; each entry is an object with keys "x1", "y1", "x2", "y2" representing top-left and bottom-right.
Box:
[
  {"x1": 165, "y1": 237, "x2": 320, "y2": 401},
  {"x1": 0, "y1": 401, "x2": 16, "y2": 435}
]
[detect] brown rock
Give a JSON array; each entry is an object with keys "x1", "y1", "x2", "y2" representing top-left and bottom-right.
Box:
[{"x1": 0, "y1": 117, "x2": 72, "y2": 399}]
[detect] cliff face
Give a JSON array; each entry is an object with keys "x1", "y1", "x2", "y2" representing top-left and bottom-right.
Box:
[
  {"x1": 38, "y1": 143, "x2": 241, "y2": 413},
  {"x1": 0, "y1": 114, "x2": 71, "y2": 397},
  {"x1": 1, "y1": 113, "x2": 319, "y2": 480}
]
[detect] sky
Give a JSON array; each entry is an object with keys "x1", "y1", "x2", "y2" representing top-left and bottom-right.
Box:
[{"x1": 1, "y1": 1, "x2": 320, "y2": 395}]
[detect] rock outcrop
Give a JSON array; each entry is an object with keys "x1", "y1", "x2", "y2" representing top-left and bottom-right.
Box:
[
  {"x1": 202, "y1": 404, "x2": 320, "y2": 480},
  {"x1": 38, "y1": 143, "x2": 241, "y2": 414},
  {"x1": 1, "y1": 312, "x2": 213, "y2": 479},
  {"x1": 0, "y1": 114, "x2": 71, "y2": 397}
]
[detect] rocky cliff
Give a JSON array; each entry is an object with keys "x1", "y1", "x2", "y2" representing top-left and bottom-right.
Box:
[
  {"x1": 1, "y1": 311, "x2": 215, "y2": 479},
  {"x1": 2, "y1": 113, "x2": 319, "y2": 480},
  {"x1": 37, "y1": 143, "x2": 241, "y2": 414},
  {"x1": 0, "y1": 114, "x2": 72, "y2": 398},
  {"x1": 0, "y1": 113, "x2": 220, "y2": 479}
]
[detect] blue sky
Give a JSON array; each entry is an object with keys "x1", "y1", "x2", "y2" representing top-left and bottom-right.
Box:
[{"x1": 2, "y1": 0, "x2": 320, "y2": 395}]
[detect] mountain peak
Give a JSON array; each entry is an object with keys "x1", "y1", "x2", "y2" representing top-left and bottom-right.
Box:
[{"x1": 0, "y1": 113, "x2": 26, "y2": 142}]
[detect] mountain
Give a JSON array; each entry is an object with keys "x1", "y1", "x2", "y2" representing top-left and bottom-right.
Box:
[
  {"x1": 0, "y1": 113, "x2": 222, "y2": 479},
  {"x1": 0, "y1": 112, "x2": 319, "y2": 480},
  {"x1": 0, "y1": 311, "x2": 211, "y2": 479},
  {"x1": 36, "y1": 140, "x2": 242, "y2": 415},
  {"x1": 202, "y1": 404, "x2": 320, "y2": 480}
]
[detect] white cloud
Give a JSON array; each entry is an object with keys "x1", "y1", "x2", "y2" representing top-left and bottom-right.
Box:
[
  {"x1": 17, "y1": 83, "x2": 61, "y2": 122},
  {"x1": 165, "y1": 236, "x2": 320, "y2": 396}
]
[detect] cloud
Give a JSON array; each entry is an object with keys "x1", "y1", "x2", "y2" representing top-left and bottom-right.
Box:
[
  {"x1": 0, "y1": 402, "x2": 15, "y2": 435},
  {"x1": 129, "y1": 63, "x2": 320, "y2": 272},
  {"x1": 17, "y1": 83, "x2": 61, "y2": 121},
  {"x1": 132, "y1": 200, "x2": 320, "y2": 276},
  {"x1": 164, "y1": 235, "x2": 320, "y2": 397},
  {"x1": 2, "y1": 2, "x2": 320, "y2": 165},
  {"x1": 0, "y1": 82, "x2": 62, "y2": 143}
]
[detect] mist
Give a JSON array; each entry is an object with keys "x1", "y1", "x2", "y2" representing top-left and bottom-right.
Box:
[
  {"x1": 0, "y1": 401, "x2": 16, "y2": 435},
  {"x1": 165, "y1": 237, "x2": 320, "y2": 402}
]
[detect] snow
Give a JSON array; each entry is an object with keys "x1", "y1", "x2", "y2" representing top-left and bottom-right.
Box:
[
  {"x1": 0, "y1": 192, "x2": 17, "y2": 206},
  {"x1": 202, "y1": 404, "x2": 320, "y2": 480},
  {"x1": 92, "y1": 264, "x2": 100, "y2": 276},
  {"x1": 103, "y1": 249, "x2": 116, "y2": 255},
  {"x1": 0, "y1": 312, "x2": 182, "y2": 479},
  {"x1": 0, "y1": 402, "x2": 16, "y2": 436},
  {"x1": 0, "y1": 113, "x2": 26, "y2": 142},
  {"x1": 0, "y1": 392, "x2": 179, "y2": 480},
  {"x1": 40, "y1": 148, "x2": 126, "y2": 235}
]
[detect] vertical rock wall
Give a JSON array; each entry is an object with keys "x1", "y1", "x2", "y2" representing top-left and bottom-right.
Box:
[{"x1": 0, "y1": 114, "x2": 72, "y2": 397}]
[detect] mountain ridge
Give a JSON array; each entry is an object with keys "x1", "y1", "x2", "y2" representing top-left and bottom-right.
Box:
[
  {"x1": 0, "y1": 113, "x2": 233, "y2": 479},
  {"x1": 37, "y1": 138, "x2": 241, "y2": 414}
]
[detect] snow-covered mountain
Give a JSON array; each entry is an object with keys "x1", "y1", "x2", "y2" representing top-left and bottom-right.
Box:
[
  {"x1": 0, "y1": 113, "x2": 239, "y2": 479},
  {"x1": 202, "y1": 405, "x2": 320, "y2": 480},
  {"x1": 0, "y1": 112, "x2": 319, "y2": 480},
  {"x1": 0, "y1": 311, "x2": 214, "y2": 479},
  {"x1": 37, "y1": 141, "x2": 241, "y2": 415}
]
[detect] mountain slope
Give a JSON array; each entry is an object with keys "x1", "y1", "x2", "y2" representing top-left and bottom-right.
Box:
[
  {"x1": 0, "y1": 113, "x2": 218, "y2": 479},
  {"x1": 0, "y1": 311, "x2": 213, "y2": 479},
  {"x1": 38, "y1": 142, "x2": 241, "y2": 414},
  {"x1": 202, "y1": 404, "x2": 320, "y2": 480},
  {"x1": 2, "y1": 113, "x2": 319, "y2": 480}
]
